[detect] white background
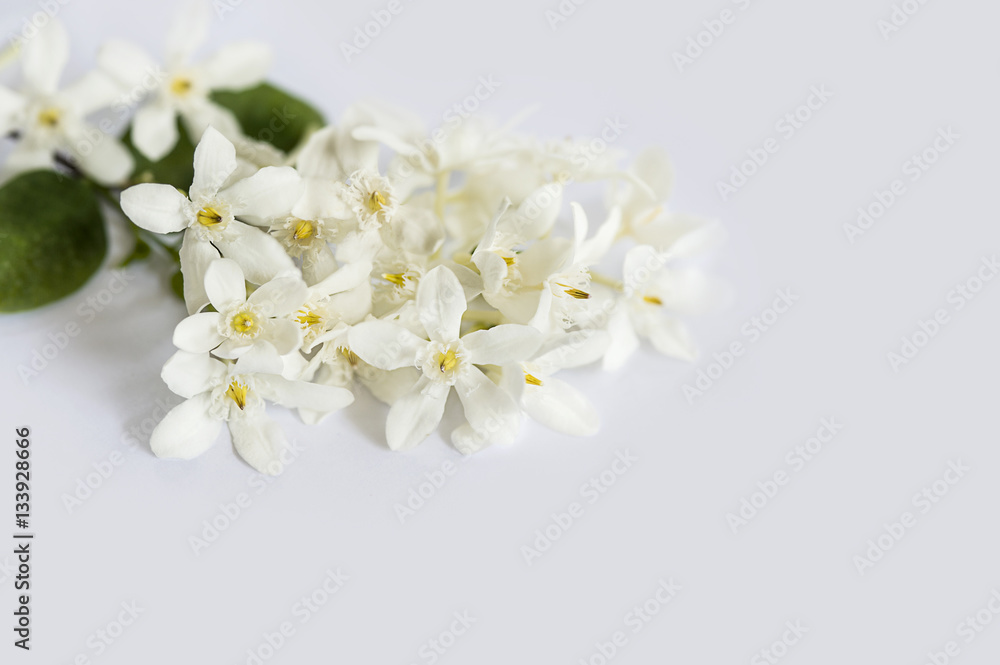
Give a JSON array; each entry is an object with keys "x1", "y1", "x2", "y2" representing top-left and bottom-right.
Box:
[{"x1": 2, "y1": 0, "x2": 999, "y2": 663}]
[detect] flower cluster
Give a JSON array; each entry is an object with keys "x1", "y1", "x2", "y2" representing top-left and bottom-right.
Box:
[{"x1": 21, "y1": 3, "x2": 728, "y2": 474}]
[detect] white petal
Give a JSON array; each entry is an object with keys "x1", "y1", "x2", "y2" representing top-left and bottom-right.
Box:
[
  {"x1": 360, "y1": 367, "x2": 419, "y2": 406},
  {"x1": 646, "y1": 317, "x2": 698, "y2": 362},
  {"x1": 67, "y1": 126, "x2": 134, "y2": 186},
  {"x1": 255, "y1": 375, "x2": 354, "y2": 412},
  {"x1": 262, "y1": 319, "x2": 302, "y2": 355},
  {"x1": 200, "y1": 42, "x2": 271, "y2": 90},
  {"x1": 173, "y1": 312, "x2": 224, "y2": 353},
  {"x1": 385, "y1": 378, "x2": 449, "y2": 450},
  {"x1": 165, "y1": 0, "x2": 210, "y2": 66},
  {"x1": 22, "y1": 19, "x2": 68, "y2": 96},
  {"x1": 247, "y1": 275, "x2": 307, "y2": 316},
  {"x1": 97, "y1": 40, "x2": 159, "y2": 89},
  {"x1": 191, "y1": 126, "x2": 237, "y2": 201},
  {"x1": 150, "y1": 393, "x2": 222, "y2": 460},
  {"x1": 222, "y1": 166, "x2": 303, "y2": 224},
  {"x1": 310, "y1": 261, "x2": 372, "y2": 298},
  {"x1": 131, "y1": 102, "x2": 180, "y2": 161},
  {"x1": 603, "y1": 306, "x2": 640, "y2": 371},
  {"x1": 522, "y1": 376, "x2": 599, "y2": 437},
  {"x1": 229, "y1": 412, "x2": 286, "y2": 475},
  {"x1": 348, "y1": 320, "x2": 424, "y2": 371},
  {"x1": 534, "y1": 330, "x2": 610, "y2": 371},
  {"x1": 463, "y1": 324, "x2": 542, "y2": 366},
  {"x1": 214, "y1": 221, "x2": 296, "y2": 286},
  {"x1": 454, "y1": 367, "x2": 520, "y2": 449},
  {"x1": 161, "y1": 350, "x2": 226, "y2": 399},
  {"x1": 120, "y1": 183, "x2": 189, "y2": 234},
  {"x1": 417, "y1": 265, "x2": 466, "y2": 342},
  {"x1": 204, "y1": 257, "x2": 246, "y2": 311},
  {"x1": 179, "y1": 231, "x2": 221, "y2": 314},
  {"x1": 59, "y1": 71, "x2": 122, "y2": 117}
]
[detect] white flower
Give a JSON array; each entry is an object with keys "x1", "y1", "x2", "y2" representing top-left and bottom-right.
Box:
[
  {"x1": 152, "y1": 351, "x2": 353, "y2": 474},
  {"x1": 0, "y1": 20, "x2": 132, "y2": 185},
  {"x1": 348, "y1": 265, "x2": 542, "y2": 452},
  {"x1": 604, "y1": 244, "x2": 729, "y2": 370},
  {"x1": 98, "y1": 0, "x2": 270, "y2": 160},
  {"x1": 172, "y1": 258, "x2": 306, "y2": 364},
  {"x1": 120, "y1": 126, "x2": 302, "y2": 313},
  {"x1": 293, "y1": 261, "x2": 373, "y2": 351}
]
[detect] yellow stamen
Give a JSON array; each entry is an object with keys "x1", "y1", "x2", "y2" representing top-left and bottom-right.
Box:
[
  {"x1": 502, "y1": 255, "x2": 516, "y2": 266},
  {"x1": 225, "y1": 380, "x2": 248, "y2": 410},
  {"x1": 37, "y1": 108, "x2": 60, "y2": 128},
  {"x1": 382, "y1": 272, "x2": 408, "y2": 288},
  {"x1": 643, "y1": 295, "x2": 663, "y2": 306},
  {"x1": 339, "y1": 346, "x2": 360, "y2": 366},
  {"x1": 292, "y1": 220, "x2": 314, "y2": 240},
  {"x1": 524, "y1": 373, "x2": 543, "y2": 386},
  {"x1": 197, "y1": 207, "x2": 222, "y2": 226},
  {"x1": 557, "y1": 283, "x2": 590, "y2": 300},
  {"x1": 295, "y1": 309, "x2": 322, "y2": 328},
  {"x1": 437, "y1": 348, "x2": 458, "y2": 373},
  {"x1": 366, "y1": 190, "x2": 388, "y2": 214},
  {"x1": 231, "y1": 311, "x2": 256, "y2": 334},
  {"x1": 170, "y1": 77, "x2": 193, "y2": 96}
]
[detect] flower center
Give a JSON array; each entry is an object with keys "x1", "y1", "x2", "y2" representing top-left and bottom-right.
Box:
[
  {"x1": 366, "y1": 190, "x2": 388, "y2": 214},
  {"x1": 524, "y1": 372, "x2": 543, "y2": 386},
  {"x1": 170, "y1": 77, "x2": 193, "y2": 96},
  {"x1": 339, "y1": 346, "x2": 360, "y2": 366},
  {"x1": 292, "y1": 220, "x2": 314, "y2": 240},
  {"x1": 381, "y1": 272, "x2": 409, "y2": 288},
  {"x1": 295, "y1": 309, "x2": 323, "y2": 329},
  {"x1": 37, "y1": 108, "x2": 60, "y2": 128},
  {"x1": 437, "y1": 348, "x2": 459, "y2": 374},
  {"x1": 557, "y1": 283, "x2": 591, "y2": 300},
  {"x1": 231, "y1": 311, "x2": 258, "y2": 335},
  {"x1": 197, "y1": 207, "x2": 223, "y2": 227},
  {"x1": 643, "y1": 294, "x2": 663, "y2": 306},
  {"x1": 225, "y1": 380, "x2": 248, "y2": 410}
]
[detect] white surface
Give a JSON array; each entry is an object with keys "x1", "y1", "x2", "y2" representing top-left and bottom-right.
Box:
[{"x1": 2, "y1": 0, "x2": 999, "y2": 662}]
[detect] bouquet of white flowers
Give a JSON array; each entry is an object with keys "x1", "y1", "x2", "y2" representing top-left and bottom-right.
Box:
[{"x1": 0, "y1": 3, "x2": 727, "y2": 474}]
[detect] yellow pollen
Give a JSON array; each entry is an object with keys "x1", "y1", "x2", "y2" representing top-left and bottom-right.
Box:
[
  {"x1": 225, "y1": 380, "x2": 248, "y2": 410},
  {"x1": 170, "y1": 77, "x2": 193, "y2": 96},
  {"x1": 366, "y1": 190, "x2": 388, "y2": 213},
  {"x1": 292, "y1": 220, "x2": 314, "y2": 240},
  {"x1": 382, "y1": 272, "x2": 408, "y2": 288},
  {"x1": 231, "y1": 311, "x2": 256, "y2": 334},
  {"x1": 502, "y1": 255, "x2": 516, "y2": 267},
  {"x1": 295, "y1": 309, "x2": 322, "y2": 328},
  {"x1": 339, "y1": 346, "x2": 360, "y2": 366},
  {"x1": 643, "y1": 295, "x2": 663, "y2": 306},
  {"x1": 524, "y1": 373, "x2": 543, "y2": 386},
  {"x1": 37, "y1": 108, "x2": 60, "y2": 128},
  {"x1": 197, "y1": 207, "x2": 223, "y2": 226},
  {"x1": 557, "y1": 283, "x2": 590, "y2": 300},
  {"x1": 437, "y1": 348, "x2": 458, "y2": 373}
]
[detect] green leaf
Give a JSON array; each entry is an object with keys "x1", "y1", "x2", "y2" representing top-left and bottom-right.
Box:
[
  {"x1": 119, "y1": 236, "x2": 151, "y2": 268},
  {"x1": 211, "y1": 83, "x2": 325, "y2": 154},
  {"x1": 170, "y1": 269, "x2": 184, "y2": 301},
  {"x1": 0, "y1": 170, "x2": 106, "y2": 312},
  {"x1": 123, "y1": 119, "x2": 195, "y2": 191}
]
